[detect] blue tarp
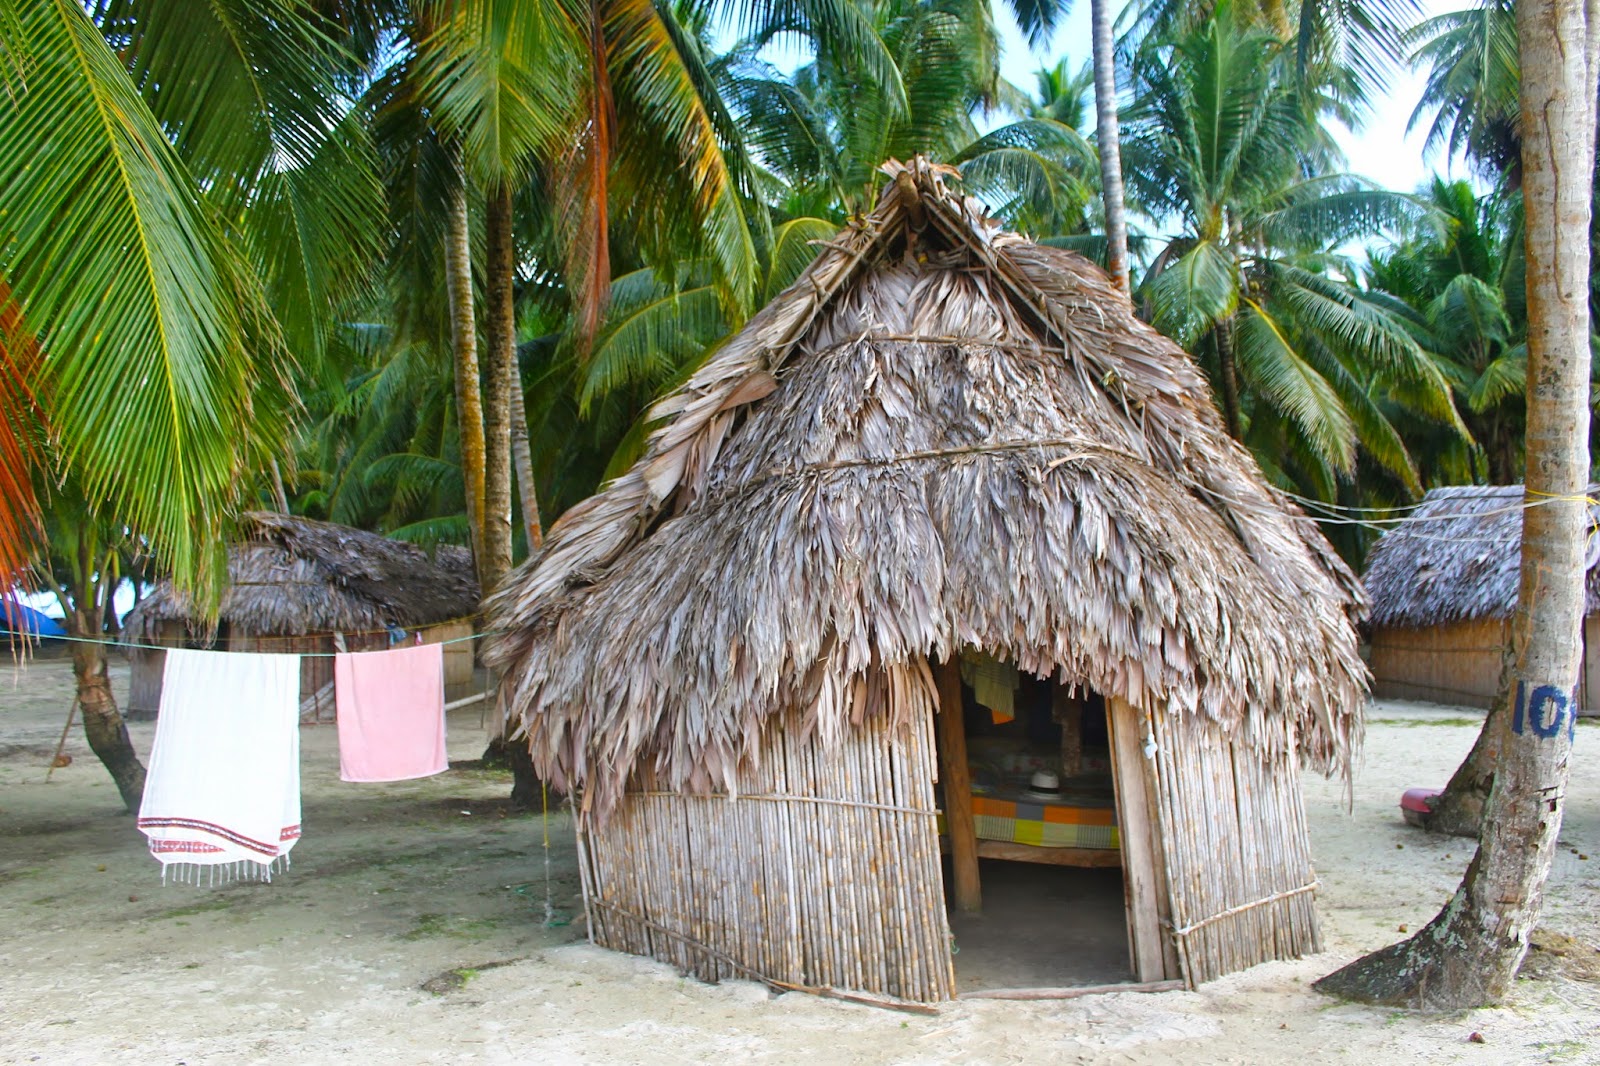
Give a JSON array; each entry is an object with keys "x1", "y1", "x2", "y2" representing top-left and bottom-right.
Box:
[{"x1": 0, "y1": 599, "x2": 67, "y2": 638}]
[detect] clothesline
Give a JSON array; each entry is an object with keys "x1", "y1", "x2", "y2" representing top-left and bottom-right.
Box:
[{"x1": 24, "y1": 625, "x2": 496, "y2": 657}]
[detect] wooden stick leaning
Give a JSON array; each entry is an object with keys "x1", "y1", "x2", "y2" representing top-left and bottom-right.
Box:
[{"x1": 43, "y1": 697, "x2": 78, "y2": 782}]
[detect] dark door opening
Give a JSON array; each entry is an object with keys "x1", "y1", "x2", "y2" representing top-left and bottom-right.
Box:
[{"x1": 934, "y1": 655, "x2": 1135, "y2": 991}]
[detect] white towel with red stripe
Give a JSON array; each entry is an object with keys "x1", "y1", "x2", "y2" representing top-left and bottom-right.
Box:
[{"x1": 137, "y1": 648, "x2": 302, "y2": 882}]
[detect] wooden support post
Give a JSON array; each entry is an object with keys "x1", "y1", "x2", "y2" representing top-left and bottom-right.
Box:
[
  {"x1": 1054, "y1": 684, "x2": 1083, "y2": 777},
  {"x1": 1107, "y1": 697, "x2": 1167, "y2": 982},
  {"x1": 934, "y1": 656, "x2": 981, "y2": 913}
]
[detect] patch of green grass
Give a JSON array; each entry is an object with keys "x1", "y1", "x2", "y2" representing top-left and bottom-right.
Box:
[
  {"x1": 1368, "y1": 717, "x2": 1483, "y2": 728},
  {"x1": 1532, "y1": 1040, "x2": 1588, "y2": 1062},
  {"x1": 400, "y1": 912, "x2": 505, "y2": 941}
]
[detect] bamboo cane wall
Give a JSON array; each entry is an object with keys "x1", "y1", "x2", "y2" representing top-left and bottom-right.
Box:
[
  {"x1": 1371, "y1": 617, "x2": 1600, "y2": 712},
  {"x1": 577, "y1": 705, "x2": 957, "y2": 1003},
  {"x1": 1369, "y1": 619, "x2": 1513, "y2": 708},
  {"x1": 1145, "y1": 711, "x2": 1322, "y2": 986}
]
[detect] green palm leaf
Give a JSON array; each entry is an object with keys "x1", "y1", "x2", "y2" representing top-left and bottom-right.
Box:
[
  {"x1": 765, "y1": 218, "x2": 836, "y2": 301},
  {"x1": 579, "y1": 267, "x2": 730, "y2": 412},
  {"x1": 1466, "y1": 353, "x2": 1526, "y2": 413},
  {"x1": 1147, "y1": 240, "x2": 1238, "y2": 347},
  {"x1": 414, "y1": 0, "x2": 569, "y2": 185},
  {"x1": 608, "y1": 0, "x2": 760, "y2": 315},
  {"x1": 0, "y1": 0, "x2": 281, "y2": 590},
  {"x1": 1236, "y1": 300, "x2": 1356, "y2": 474}
]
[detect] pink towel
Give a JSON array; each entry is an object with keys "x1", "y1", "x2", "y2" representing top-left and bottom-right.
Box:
[{"x1": 334, "y1": 643, "x2": 447, "y2": 782}]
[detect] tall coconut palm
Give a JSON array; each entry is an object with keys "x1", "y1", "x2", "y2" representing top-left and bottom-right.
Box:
[
  {"x1": 1409, "y1": 0, "x2": 1521, "y2": 183},
  {"x1": 0, "y1": 0, "x2": 385, "y2": 810},
  {"x1": 1317, "y1": 0, "x2": 1600, "y2": 1008},
  {"x1": 1120, "y1": 6, "x2": 1462, "y2": 501},
  {"x1": 411, "y1": 0, "x2": 775, "y2": 587},
  {"x1": 1090, "y1": 0, "x2": 1130, "y2": 294}
]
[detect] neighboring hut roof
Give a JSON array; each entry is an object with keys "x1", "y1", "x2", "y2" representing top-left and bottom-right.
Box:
[
  {"x1": 485, "y1": 159, "x2": 1368, "y2": 818},
  {"x1": 124, "y1": 512, "x2": 479, "y2": 639},
  {"x1": 1363, "y1": 484, "x2": 1600, "y2": 629}
]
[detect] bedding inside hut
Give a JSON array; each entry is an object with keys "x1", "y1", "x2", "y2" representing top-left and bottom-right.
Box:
[{"x1": 939, "y1": 668, "x2": 1119, "y2": 858}]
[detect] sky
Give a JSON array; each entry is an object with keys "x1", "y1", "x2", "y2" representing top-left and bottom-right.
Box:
[{"x1": 993, "y1": 0, "x2": 1477, "y2": 203}]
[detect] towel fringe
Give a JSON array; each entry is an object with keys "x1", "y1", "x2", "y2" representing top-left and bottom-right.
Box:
[{"x1": 156, "y1": 854, "x2": 289, "y2": 887}]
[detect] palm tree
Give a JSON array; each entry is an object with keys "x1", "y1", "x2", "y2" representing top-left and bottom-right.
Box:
[
  {"x1": 1367, "y1": 179, "x2": 1531, "y2": 485},
  {"x1": 1090, "y1": 0, "x2": 1130, "y2": 294},
  {"x1": 1120, "y1": 6, "x2": 1462, "y2": 502},
  {"x1": 1, "y1": 1, "x2": 384, "y2": 809},
  {"x1": 1317, "y1": 0, "x2": 1600, "y2": 1008},
  {"x1": 34, "y1": 488, "x2": 146, "y2": 812},
  {"x1": 728, "y1": 0, "x2": 1094, "y2": 226},
  {"x1": 1409, "y1": 0, "x2": 1521, "y2": 184}
]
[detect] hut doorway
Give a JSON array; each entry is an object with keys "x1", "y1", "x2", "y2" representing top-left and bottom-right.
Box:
[{"x1": 932, "y1": 654, "x2": 1153, "y2": 992}]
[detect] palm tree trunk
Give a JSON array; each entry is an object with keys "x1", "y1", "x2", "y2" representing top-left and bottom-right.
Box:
[
  {"x1": 51, "y1": 529, "x2": 145, "y2": 813},
  {"x1": 445, "y1": 171, "x2": 488, "y2": 581},
  {"x1": 1090, "y1": 0, "x2": 1131, "y2": 297},
  {"x1": 1421, "y1": 645, "x2": 1512, "y2": 837},
  {"x1": 481, "y1": 180, "x2": 516, "y2": 594},
  {"x1": 269, "y1": 458, "x2": 290, "y2": 513},
  {"x1": 1215, "y1": 314, "x2": 1243, "y2": 439},
  {"x1": 508, "y1": 352, "x2": 543, "y2": 551},
  {"x1": 1315, "y1": 0, "x2": 1599, "y2": 1008},
  {"x1": 72, "y1": 637, "x2": 145, "y2": 813}
]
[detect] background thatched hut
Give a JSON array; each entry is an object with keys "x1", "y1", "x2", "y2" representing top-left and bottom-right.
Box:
[
  {"x1": 1364, "y1": 484, "x2": 1600, "y2": 710},
  {"x1": 123, "y1": 512, "x2": 480, "y2": 718},
  {"x1": 486, "y1": 159, "x2": 1367, "y2": 1003}
]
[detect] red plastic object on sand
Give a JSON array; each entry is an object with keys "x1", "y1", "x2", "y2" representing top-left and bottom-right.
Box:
[{"x1": 1400, "y1": 787, "x2": 1441, "y2": 827}]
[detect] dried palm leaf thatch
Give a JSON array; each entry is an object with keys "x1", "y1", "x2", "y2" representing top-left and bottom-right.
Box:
[
  {"x1": 124, "y1": 511, "x2": 479, "y2": 639},
  {"x1": 1364, "y1": 484, "x2": 1600, "y2": 629},
  {"x1": 486, "y1": 158, "x2": 1368, "y2": 822}
]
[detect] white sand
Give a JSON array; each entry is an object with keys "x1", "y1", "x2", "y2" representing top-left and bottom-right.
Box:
[{"x1": 2, "y1": 656, "x2": 1597, "y2": 1065}]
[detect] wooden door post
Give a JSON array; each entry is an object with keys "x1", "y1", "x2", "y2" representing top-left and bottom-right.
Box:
[
  {"x1": 1107, "y1": 697, "x2": 1169, "y2": 982},
  {"x1": 934, "y1": 656, "x2": 981, "y2": 912}
]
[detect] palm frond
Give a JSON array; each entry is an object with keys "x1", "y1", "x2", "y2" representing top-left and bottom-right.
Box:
[
  {"x1": 722, "y1": 0, "x2": 908, "y2": 116},
  {"x1": 1256, "y1": 185, "x2": 1427, "y2": 249},
  {"x1": 0, "y1": 0, "x2": 280, "y2": 591},
  {"x1": 245, "y1": 107, "x2": 387, "y2": 366},
  {"x1": 0, "y1": 293, "x2": 41, "y2": 583},
  {"x1": 1146, "y1": 240, "x2": 1238, "y2": 346},
  {"x1": 1466, "y1": 353, "x2": 1526, "y2": 413},
  {"x1": 765, "y1": 218, "x2": 836, "y2": 301},
  {"x1": 608, "y1": 0, "x2": 760, "y2": 316},
  {"x1": 579, "y1": 267, "x2": 730, "y2": 412},
  {"x1": 386, "y1": 513, "x2": 471, "y2": 549},
  {"x1": 1236, "y1": 300, "x2": 1356, "y2": 474},
  {"x1": 91, "y1": 0, "x2": 363, "y2": 217},
  {"x1": 415, "y1": 0, "x2": 570, "y2": 185}
]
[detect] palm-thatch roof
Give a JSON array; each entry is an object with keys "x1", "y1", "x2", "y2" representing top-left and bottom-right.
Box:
[
  {"x1": 485, "y1": 158, "x2": 1368, "y2": 820},
  {"x1": 1363, "y1": 484, "x2": 1600, "y2": 629},
  {"x1": 123, "y1": 512, "x2": 479, "y2": 639}
]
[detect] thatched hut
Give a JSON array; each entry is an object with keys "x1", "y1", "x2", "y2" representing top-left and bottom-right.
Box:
[
  {"x1": 486, "y1": 159, "x2": 1367, "y2": 1002},
  {"x1": 123, "y1": 512, "x2": 480, "y2": 718},
  {"x1": 1364, "y1": 484, "x2": 1600, "y2": 710}
]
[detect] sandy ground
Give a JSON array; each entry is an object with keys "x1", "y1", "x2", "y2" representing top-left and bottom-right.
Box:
[{"x1": 3, "y1": 657, "x2": 1599, "y2": 1066}]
